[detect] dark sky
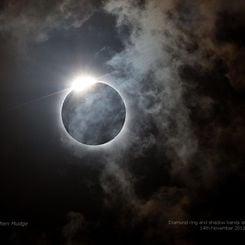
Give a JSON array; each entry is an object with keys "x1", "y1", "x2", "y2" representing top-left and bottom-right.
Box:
[{"x1": 0, "y1": 0, "x2": 245, "y2": 244}]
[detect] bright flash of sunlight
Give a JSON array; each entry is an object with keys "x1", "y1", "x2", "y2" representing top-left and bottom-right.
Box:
[{"x1": 71, "y1": 75, "x2": 97, "y2": 92}]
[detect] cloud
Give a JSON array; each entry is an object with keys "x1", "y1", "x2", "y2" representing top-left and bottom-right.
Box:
[
  {"x1": 0, "y1": 0, "x2": 100, "y2": 44},
  {"x1": 98, "y1": 0, "x2": 245, "y2": 243},
  {"x1": 103, "y1": 0, "x2": 245, "y2": 177},
  {"x1": 104, "y1": 0, "x2": 197, "y2": 165},
  {"x1": 63, "y1": 211, "x2": 87, "y2": 245}
]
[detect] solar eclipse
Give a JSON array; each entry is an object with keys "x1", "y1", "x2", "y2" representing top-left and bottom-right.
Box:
[{"x1": 61, "y1": 76, "x2": 126, "y2": 146}]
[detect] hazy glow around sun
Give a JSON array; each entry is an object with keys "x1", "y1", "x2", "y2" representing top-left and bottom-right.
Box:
[{"x1": 71, "y1": 75, "x2": 97, "y2": 92}]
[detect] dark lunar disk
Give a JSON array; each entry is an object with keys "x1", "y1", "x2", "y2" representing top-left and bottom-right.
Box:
[{"x1": 61, "y1": 82, "x2": 126, "y2": 145}]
